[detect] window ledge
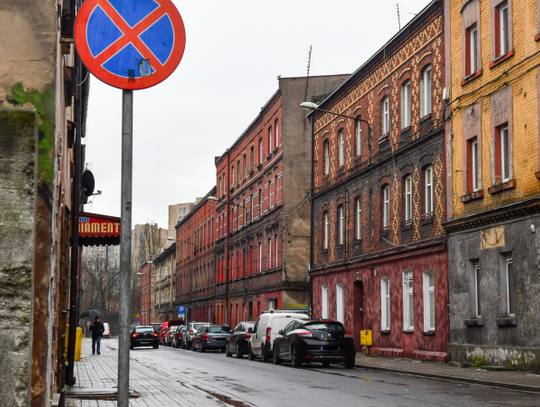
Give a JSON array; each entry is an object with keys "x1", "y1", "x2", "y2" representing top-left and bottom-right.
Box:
[
  {"x1": 272, "y1": 147, "x2": 279, "y2": 154},
  {"x1": 266, "y1": 153, "x2": 272, "y2": 161},
  {"x1": 461, "y1": 189, "x2": 484, "y2": 203},
  {"x1": 535, "y1": 171, "x2": 540, "y2": 179},
  {"x1": 256, "y1": 163, "x2": 262, "y2": 170},
  {"x1": 419, "y1": 113, "x2": 432, "y2": 123},
  {"x1": 401, "y1": 222, "x2": 412, "y2": 231},
  {"x1": 461, "y1": 69, "x2": 483, "y2": 86},
  {"x1": 423, "y1": 330, "x2": 435, "y2": 336},
  {"x1": 488, "y1": 179, "x2": 516, "y2": 195},
  {"x1": 496, "y1": 317, "x2": 517, "y2": 326},
  {"x1": 400, "y1": 125, "x2": 411, "y2": 134},
  {"x1": 337, "y1": 167, "x2": 344, "y2": 175},
  {"x1": 353, "y1": 238, "x2": 362, "y2": 245},
  {"x1": 321, "y1": 249, "x2": 328, "y2": 254},
  {"x1": 378, "y1": 134, "x2": 389, "y2": 145},
  {"x1": 420, "y1": 214, "x2": 434, "y2": 226},
  {"x1": 465, "y1": 318, "x2": 484, "y2": 326},
  {"x1": 489, "y1": 50, "x2": 514, "y2": 69},
  {"x1": 403, "y1": 330, "x2": 414, "y2": 334},
  {"x1": 380, "y1": 330, "x2": 390, "y2": 335}
]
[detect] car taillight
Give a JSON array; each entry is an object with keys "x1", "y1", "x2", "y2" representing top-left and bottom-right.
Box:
[
  {"x1": 151, "y1": 333, "x2": 158, "y2": 337},
  {"x1": 108, "y1": 330, "x2": 110, "y2": 335},
  {"x1": 132, "y1": 334, "x2": 139, "y2": 338},
  {"x1": 266, "y1": 327, "x2": 271, "y2": 341},
  {"x1": 344, "y1": 332, "x2": 353, "y2": 339},
  {"x1": 190, "y1": 329, "x2": 194, "y2": 335},
  {"x1": 242, "y1": 333, "x2": 252, "y2": 339},
  {"x1": 297, "y1": 331, "x2": 313, "y2": 338},
  {"x1": 203, "y1": 334, "x2": 209, "y2": 340}
]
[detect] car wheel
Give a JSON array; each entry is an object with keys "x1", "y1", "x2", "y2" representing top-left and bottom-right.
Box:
[
  {"x1": 248, "y1": 345, "x2": 256, "y2": 361},
  {"x1": 226, "y1": 343, "x2": 232, "y2": 357},
  {"x1": 322, "y1": 360, "x2": 331, "y2": 368},
  {"x1": 273, "y1": 347, "x2": 282, "y2": 365},
  {"x1": 192, "y1": 343, "x2": 197, "y2": 352},
  {"x1": 235, "y1": 346, "x2": 243, "y2": 359},
  {"x1": 291, "y1": 346, "x2": 301, "y2": 368},
  {"x1": 344, "y1": 360, "x2": 355, "y2": 369},
  {"x1": 153, "y1": 344, "x2": 159, "y2": 349},
  {"x1": 262, "y1": 344, "x2": 270, "y2": 363},
  {"x1": 130, "y1": 344, "x2": 134, "y2": 350},
  {"x1": 200, "y1": 344, "x2": 206, "y2": 353},
  {"x1": 220, "y1": 347, "x2": 226, "y2": 353},
  {"x1": 182, "y1": 340, "x2": 186, "y2": 349}
]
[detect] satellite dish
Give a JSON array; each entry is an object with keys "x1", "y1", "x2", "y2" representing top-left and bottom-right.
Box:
[{"x1": 81, "y1": 170, "x2": 95, "y2": 198}]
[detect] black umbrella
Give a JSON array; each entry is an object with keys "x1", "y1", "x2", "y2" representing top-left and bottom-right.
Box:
[{"x1": 80, "y1": 309, "x2": 101, "y2": 319}]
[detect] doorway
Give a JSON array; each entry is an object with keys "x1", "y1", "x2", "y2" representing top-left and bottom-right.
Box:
[{"x1": 353, "y1": 280, "x2": 364, "y2": 352}]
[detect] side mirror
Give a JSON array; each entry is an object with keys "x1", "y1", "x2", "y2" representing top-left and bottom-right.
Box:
[
  {"x1": 278, "y1": 329, "x2": 284, "y2": 335},
  {"x1": 247, "y1": 327, "x2": 253, "y2": 333}
]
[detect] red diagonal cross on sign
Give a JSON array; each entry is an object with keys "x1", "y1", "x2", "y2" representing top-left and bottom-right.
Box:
[{"x1": 94, "y1": 0, "x2": 166, "y2": 68}]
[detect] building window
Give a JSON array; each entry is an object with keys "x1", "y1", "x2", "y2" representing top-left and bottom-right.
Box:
[
  {"x1": 218, "y1": 177, "x2": 221, "y2": 197},
  {"x1": 259, "y1": 138, "x2": 263, "y2": 164},
  {"x1": 274, "y1": 174, "x2": 278, "y2": 204},
  {"x1": 258, "y1": 188, "x2": 262, "y2": 217},
  {"x1": 504, "y1": 257, "x2": 515, "y2": 316},
  {"x1": 472, "y1": 261, "x2": 481, "y2": 318},
  {"x1": 250, "y1": 146, "x2": 254, "y2": 171},
  {"x1": 268, "y1": 126, "x2": 273, "y2": 153},
  {"x1": 382, "y1": 96, "x2": 390, "y2": 134},
  {"x1": 336, "y1": 284, "x2": 344, "y2": 323},
  {"x1": 401, "y1": 80, "x2": 411, "y2": 128},
  {"x1": 424, "y1": 166, "x2": 433, "y2": 214},
  {"x1": 403, "y1": 270, "x2": 414, "y2": 331},
  {"x1": 258, "y1": 242, "x2": 262, "y2": 273},
  {"x1": 495, "y1": 124, "x2": 510, "y2": 183},
  {"x1": 231, "y1": 166, "x2": 235, "y2": 186},
  {"x1": 237, "y1": 160, "x2": 240, "y2": 183},
  {"x1": 467, "y1": 138, "x2": 479, "y2": 192},
  {"x1": 466, "y1": 24, "x2": 478, "y2": 76},
  {"x1": 355, "y1": 197, "x2": 361, "y2": 240},
  {"x1": 356, "y1": 117, "x2": 362, "y2": 156},
  {"x1": 267, "y1": 237, "x2": 272, "y2": 269},
  {"x1": 275, "y1": 119, "x2": 279, "y2": 148},
  {"x1": 268, "y1": 179, "x2": 272, "y2": 208},
  {"x1": 404, "y1": 176, "x2": 412, "y2": 222},
  {"x1": 324, "y1": 140, "x2": 330, "y2": 175},
  {"x1": 274, "y1": 234, "x2": 278, "y2": 267},
  {"x1": 250, "y1": 193, "x2": 254, "y2": 221},
  {"x1": 382, "y1": 185, "x2": 390, "y2": 228},
  {"x1": 495, "y1": 2, "x2": 509, "y2": 58},
  {"x1": 423, "y1": 271, "x2": 435, "y2": 332},
  {"x1": 381, "y1": 277, "x2": 390, "y2": 331},
  {"x1": 242, "y1": 154, "x2": 247, "y2": 179},
  {"x1": 338, "y1": 129, "x2": 345, "y2": 167},
  {"x1": 321, "y1": 285, "x2": 329, "y2": 319},
  {"x1": 323, "y1": 212, "x2": 329, "y2": 249},
  {"x1": 420, "y1": 65, "x2": 432, "y2": 117},
  {"x1": 337, "y1": 205, "x2": 344, "y2": 245}
]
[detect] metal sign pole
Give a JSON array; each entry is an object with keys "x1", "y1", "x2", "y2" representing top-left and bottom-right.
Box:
[{"x1": 118, "y1": 89, "x2": 133, "y2": 406}]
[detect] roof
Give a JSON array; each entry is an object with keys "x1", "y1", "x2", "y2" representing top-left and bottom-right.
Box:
[{"x1": 174, "y1": 186, "x2": 217, "y2": 230}]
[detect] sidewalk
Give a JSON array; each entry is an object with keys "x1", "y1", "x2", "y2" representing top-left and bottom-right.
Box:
[
  {"x1": 355, "y1": 354, "x2": 540, "y2": 393},
  {"x1": 65, "y1": 339, "x2": 239, "y2": 406}
]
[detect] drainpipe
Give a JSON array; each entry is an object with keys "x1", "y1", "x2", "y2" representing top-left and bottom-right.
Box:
[{"x1": 308, "y1": 113, "x2": 315, "y2": 314}]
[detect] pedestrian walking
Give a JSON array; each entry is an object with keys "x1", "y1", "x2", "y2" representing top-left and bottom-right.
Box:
[{"x1": 89, "y1": 316, "x2": 105, "y2": 355}]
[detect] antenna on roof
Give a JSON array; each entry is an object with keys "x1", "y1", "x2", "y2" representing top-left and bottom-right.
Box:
[
  {"x1": 396, "y1": 3, "x2": 401, "y2": 31},
  {"x1": 304, "y1": 45, "x2": 312, "y2": 102}
]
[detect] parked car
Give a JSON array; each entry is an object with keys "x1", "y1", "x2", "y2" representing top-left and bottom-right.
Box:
[
  {"x1": 225, "y1": 321, "x2": 255, "y2": 358},
  {"x1": 272, "y1": 319, "x2": 356, "y2": 368},
  {"x1": 159, "y1": 319, "x2": 184, "y2": 344},
  {"x1": 249, "y1": 310, "x2": 310, "y2": 362},
  {"x1": 151, "y1": 323, "x2": 162, "y2": 333},
  {"x1": 182, "y1": 322, "x2": 210, "y2": 349},
  {"x1": 172, "y1": 325, "x2": 187, "y2": 348},
  {"x1": 192, "y1": 325, "x2": 232, "y2": 352},
  {"x1": 165, "y1": 325, "x2": 181, "y2": 346},
  {"x1": 130, "y1": 325, "x2": 159, "y2": 350},
  {"x1": 102, "y1": 323, "x2": 111, "y2": 339}
]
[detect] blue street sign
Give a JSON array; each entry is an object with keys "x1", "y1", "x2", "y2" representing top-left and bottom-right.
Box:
[{"x1": 178, "y1": 305, "x2": 185, "y2": 315}]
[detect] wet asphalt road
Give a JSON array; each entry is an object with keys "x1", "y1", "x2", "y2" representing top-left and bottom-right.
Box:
[{"x1": 123, "y1": 340, "x2": 540, "y2": 407}]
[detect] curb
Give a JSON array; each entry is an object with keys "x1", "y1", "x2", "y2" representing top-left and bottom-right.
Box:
[{"x1": 354, "y1": 363, "x2": 540, "y2": 394}]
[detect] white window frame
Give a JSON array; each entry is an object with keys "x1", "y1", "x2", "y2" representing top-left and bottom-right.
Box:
[
  {"x1": 471, "y1": 140, "x2": 479, "y2": 191},
  {"x1": 268, "y1": 179, "x2": 272, "y2": 208},
  {"x1": 383, "y1": 186, "x2": 390, "y2": 228},
  {"x1": 275, "y1": 234, "x2": 278, "y2": 266},
  {"x1": 268, "y1": 126, "x2": 273, "y2": 152},
  {"x1": 338, "y1": 130, "x2": 345, "y2": 167},
  {"x1": 259, "y1": 139, "x2": 263, "y2": 164},
  {"x1": 505, "y1": 258, "x2": 514, "y2": 316},
  {"x1": 500, "y1": 125, "x2": 510, "y2": 183},
  {"x1": 336, "y1": 284, "x2": 344, "y2": 323},
  {"x1": 474, "y1": 263, "x2": 481, "y2": 318},
  {"x1": 404, "y1": 176, "x2": 412, "y2": 222},
  {"x1": 381, "y1": 277, "x2": 390, "y2": 331},
  {"x1": 423, "y1": 271, "x2": 435, "y2": 332},
  {"x1": 338, "y1": 205, "x2": 344, "y2": 245},
  {"x1": 356, "y1": 118, "x2": 362, "y2": 156},
  {"x1": 324, "y1": 141, "x2": 330, "y2": 175},
  {"x1": 469, "y1": 25, "x2": 478, "y2": 75},
  {"x1": 382, "y1": 97, "x2": 390, "y2": 134},
  {"x1": 231, "y1": 166, "x2": 235, "y2": 185},
  {"x1": 425, "y1": 166, "x2": 433, "y2": 214},
  {"x1": 355, "y1": 198, "x2": 361, "y2": 240},
  {"x1": 258, "y1": 242, "x2": 262, "y2": 273},
  {"x1": 402, "y1": 80, "x2": 411, "y2": 128},
  {"x1": 323, "y1": 212, "x2": 329, "y2": 249},
  {"x1": 403, "y1": 271, "x2": 414, "y2": 331},
  {"x1": 321, "y1": 285, "x2": 329, "y2": 319},
  {"x1": 275, "y1": 119, "x2": 279, "y2": 148},
  {"x1": 421, "y1": 65, "x2": 432, "y2": 117},
  {"x1": 499, "y1": 2, "x2": 509, "y2": 56}
]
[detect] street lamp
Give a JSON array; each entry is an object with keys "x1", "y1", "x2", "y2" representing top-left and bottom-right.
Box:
[{"x1": 299, "y1": 101, "x2": 373, "y2": 130}]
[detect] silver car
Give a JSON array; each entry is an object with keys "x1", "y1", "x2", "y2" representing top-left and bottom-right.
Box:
[{"x1": 182, "y1": 322, "x2": 210, "y2": 349}]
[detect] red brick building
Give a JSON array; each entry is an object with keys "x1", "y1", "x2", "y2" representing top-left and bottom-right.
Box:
[
  {"x1": 140, "y1": 261, "x2": 155, "y2": 325},
  {"x1": 214, "y1": 75, "x2": 349, "y2": 327},
  {"x1": 175, "y1": 188, "x2": 217, "y2": 322},
  {"x1": 309, "y1": 1, "x2": 448, "y2": 361}
]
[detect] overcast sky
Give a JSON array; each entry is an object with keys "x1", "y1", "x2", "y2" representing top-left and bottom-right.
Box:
[{"x1": 83, "y1": 0, "x2": 431, "y2": 229}]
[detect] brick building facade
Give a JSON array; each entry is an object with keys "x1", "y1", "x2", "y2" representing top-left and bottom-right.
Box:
[
  {"x1": 309, "y1": 1, "x2": 448, "y2": 360},
  {"x1": 140, "y1": 260, "x2": 156, "y2": 325},
  {"x1": 214, "y1": 75, "x2": 349, "y2": 327},
  {"x1": 443, "y1": 0, "x2": 540, "y2": 370},
  {"x1": 153, "y1": 243, "x2": 176, "y2": 322},
  {"x1": 175, "y1": 188, "x2": 217, "y2": 323}
]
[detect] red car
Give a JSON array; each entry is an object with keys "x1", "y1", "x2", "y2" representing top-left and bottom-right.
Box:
[{"x1": 159, "y1": 319, "x2": 184, "y2": 344}]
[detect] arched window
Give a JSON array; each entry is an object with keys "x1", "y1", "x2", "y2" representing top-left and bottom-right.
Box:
[
  {"x1": 258, "y1": 242, "x2": 262, "y2": 273},
  {"x1": 323, "y1": 211, "x2": 329, "y2": 249},
  {"x1": 355, "y1": 117, "x2": 362, "y2": 156},
  {"x1": 338, "y1": 129, "x2": 345, "y2": 167},
  {"x1": 323, "y1": 140, "x2": 330, "y2": 175},
  {"x1": 404, "y1": 175, "x2": 412, "y2": 223},
  {"x1": 424, "y1": 166, "x2": 433, "y2": 214},
  {"x1": 382, "y1": 96, "x2": 390, "y2": 134},
  {"x1": 267, "y1": 237, "x2": 272, "y2": 269},
  {"x1": 274, "y1": 234, "x2": 278, "y2": 267},
  {"x1": 420, "y1": 65, "x2": 432, "y2": 117},
  {"x1": 355, "y1": 197, "x2": 362, "y2": 240},
  {"x1": 337, "y1": 205, "x2": 344, "y2": 245},
  {"x1": 401, "y1": 80, "x2": 411, "y2": 128},
  {"x1": 382, "y1": 185, "x2": 390, "y2": 228}
]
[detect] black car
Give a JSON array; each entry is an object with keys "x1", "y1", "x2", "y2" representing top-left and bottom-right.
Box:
[
  {"x1": 172, "y1": 325, "x2": 187, "y2": 348},
  {"x1": 192, "y1": 325, "x2": 232, "y2": 352},
  {"x1": 225, "y1": 321, "x2": 255, "y2": 358},
  {"x1": 130, "y1": 325, "x2": 159, "y2": 350},
  {"x1": 151, "y1": 322, "x2": 162, "y2": 333},
  {"x1": 272, "y1": 319, "x2": 356, "y2": 368}
]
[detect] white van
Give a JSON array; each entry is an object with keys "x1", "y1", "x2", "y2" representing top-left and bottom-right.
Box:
[
  {"x1": 102, "y1": 323, "x2": 111, "y2": 338},
  {"x1": 248, "y1": 311, "x2": 309, "y2": 362}
]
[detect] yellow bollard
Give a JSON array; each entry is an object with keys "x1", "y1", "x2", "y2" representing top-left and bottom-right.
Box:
[{"x1": 65, "y1": 326, "x2": 83, "y2": 361}]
